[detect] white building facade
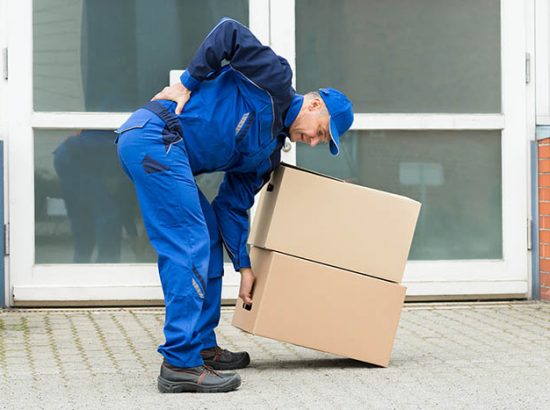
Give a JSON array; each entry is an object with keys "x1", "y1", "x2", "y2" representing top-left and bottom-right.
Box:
[{"x1": 1, "y1": 0, "x2": 546, "y2": 306}]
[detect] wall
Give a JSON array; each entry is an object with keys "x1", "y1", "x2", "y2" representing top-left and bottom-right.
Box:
[{"x1": 538, "y1": 138, "x2": 550, "y2": 300}]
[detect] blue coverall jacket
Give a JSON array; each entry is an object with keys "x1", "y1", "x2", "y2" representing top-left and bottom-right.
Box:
[{"x1": 115, "y1": 18, "x2": 300, "y2": 367}]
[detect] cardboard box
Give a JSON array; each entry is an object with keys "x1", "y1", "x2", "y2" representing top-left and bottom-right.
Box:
[
  {"x1": 249, "y1": 164, "x2": 421, "y2": 283},
  {"x1": 232, "y1": 248, "x2": 406, "y2": 367}
]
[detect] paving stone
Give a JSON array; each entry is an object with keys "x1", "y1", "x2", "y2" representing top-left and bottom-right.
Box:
[{"x1": 1, "y1": 302, "x2": 549, "y2": 408}]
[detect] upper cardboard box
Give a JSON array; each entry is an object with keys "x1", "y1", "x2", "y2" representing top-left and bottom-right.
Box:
[{"x1": 249, "y1": 164, "x2": 421, "y2": 283}]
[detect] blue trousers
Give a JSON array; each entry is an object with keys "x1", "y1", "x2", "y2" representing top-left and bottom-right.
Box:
[{"x1": 116, "y1": 110, "x2": 223, "y2": 368}]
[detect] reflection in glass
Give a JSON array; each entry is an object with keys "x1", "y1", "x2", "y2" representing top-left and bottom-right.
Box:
[
  {"x1": 35, "y1": 130, "x2": 228, "y2": 264},
  {"x1": 296, "y1": 0, "x2": 500, "y2": 113},
  {"x1": 51, "y1": 130, "x2": 138, "y2": 263},
  {"x1": 33, "y1": 0, "x2": 248, "y2": 112},
  {"x1": 297, "y1": 131, "x2": 502, "y2": 260}
]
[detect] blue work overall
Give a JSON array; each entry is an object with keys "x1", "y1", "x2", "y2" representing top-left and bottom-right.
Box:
[{"x1": 115, "y1": 18, "x2": 298, "y2": 368}]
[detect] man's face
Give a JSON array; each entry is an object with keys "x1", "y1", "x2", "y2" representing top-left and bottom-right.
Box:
[{"x1": 288, "y1": 98, "x2": 331, "y2": 147}]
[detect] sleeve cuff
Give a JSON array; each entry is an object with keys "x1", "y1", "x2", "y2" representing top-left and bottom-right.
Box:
[
  {"x1": 233, "y1": 253, "x2": 251, "y2": 272},
  {"x1": 180, "y1": 70, "x2": 200, "y2": 92}
]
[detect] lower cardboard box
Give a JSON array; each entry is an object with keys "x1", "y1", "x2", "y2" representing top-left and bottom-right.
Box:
[{"x1": 232, "y1": 247, "x2": 406, "y2": 367}]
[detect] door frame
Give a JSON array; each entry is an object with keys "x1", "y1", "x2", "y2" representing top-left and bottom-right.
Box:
[{"x1": 0, "y1": 0, "x2": 8, "y2": 306}]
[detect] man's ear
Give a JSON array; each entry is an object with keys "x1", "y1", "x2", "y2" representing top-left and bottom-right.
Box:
[{"x1": 308, "y1": 98, "x2": 322, "y2": 111}]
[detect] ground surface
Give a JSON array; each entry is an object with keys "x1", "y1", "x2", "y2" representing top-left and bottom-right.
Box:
[{"x1": 1, "y1": 302, "x2": 549, "y2": 409}]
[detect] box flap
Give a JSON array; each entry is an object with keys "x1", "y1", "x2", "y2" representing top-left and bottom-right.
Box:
[
  {"x1": 280, "y1": 162, "x2": 421, "y2": 206},
  {"x1": 280, "y1": 162, "x2": 343, "y2": 182}
]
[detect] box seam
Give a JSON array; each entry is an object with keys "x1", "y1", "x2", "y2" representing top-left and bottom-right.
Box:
[{"x1": 261, "y1": 249, "x2": 405, "y2": 285}]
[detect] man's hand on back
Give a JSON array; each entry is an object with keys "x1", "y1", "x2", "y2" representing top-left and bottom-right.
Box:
[
  {"x1": 151, "y1": 82, "x2": 191, "y2": 115},
  {"x1": 239, "y1": 268, "x2": 255, "y2": 305}
]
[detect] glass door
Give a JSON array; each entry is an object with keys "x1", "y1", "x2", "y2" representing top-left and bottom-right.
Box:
[
  {"x1": 8, "y1": 0, "x2": 268, "y2": 304},
  {"x1": 271, "y1": 0, "x2": 530, "y2": 298},
  {"x1": 7, "y1": 0, "x2": 530, "y2": 304}
]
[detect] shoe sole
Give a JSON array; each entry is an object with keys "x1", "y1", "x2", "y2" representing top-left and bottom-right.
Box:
[
  {"x1": 204, "y1": 353, "x2": 251, "y2": 371},
  {"x1": 157, "y1": 374, "x2": 241, "y2": 393}
]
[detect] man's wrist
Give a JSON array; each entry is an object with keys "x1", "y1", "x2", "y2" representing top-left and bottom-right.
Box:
[{"x1": 178, "y1": 82, "x2": 191, "y2": 95}]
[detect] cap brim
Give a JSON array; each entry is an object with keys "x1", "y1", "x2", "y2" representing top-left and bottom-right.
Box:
[{"x1": 328, "y1": 117, "x2": 340, "y2": 156}]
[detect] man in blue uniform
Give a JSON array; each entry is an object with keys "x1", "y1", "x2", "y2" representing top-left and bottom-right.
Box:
[{"x1": 115, "y1": 18, "x2": 353, "y2": 393}]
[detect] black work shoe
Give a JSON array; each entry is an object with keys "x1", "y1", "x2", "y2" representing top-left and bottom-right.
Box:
[
  {"x1": 201, "y1": 346, "x2": 251, "y2": 370},
  {"x1": 157, "y1": 359, "x2": 241, "y2": 393}
]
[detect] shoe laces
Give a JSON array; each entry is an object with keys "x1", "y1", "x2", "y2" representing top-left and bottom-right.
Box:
[
  {"x1": 206, "y1": 346, "x2": 229, "y2": 361},
  {"x1": 202, "y1": 364, "x2": 221, "y2": 377}
]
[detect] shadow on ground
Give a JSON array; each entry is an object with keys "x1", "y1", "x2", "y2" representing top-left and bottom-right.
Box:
[{"x1": 251, "y1": 357, "x2": 380, "y2": 370}]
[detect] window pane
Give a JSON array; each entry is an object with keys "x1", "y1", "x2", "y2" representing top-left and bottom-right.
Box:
[
  {"x1": 296, "y1": 0, "x2": 501, "y2": 113},
  {"x1": 296, "y1": 131, "x2": 502, "y2": 260},
  {"x1": 34, "y1": 130, "x2": 229, "y2": 264},
  {"x1": 33, "y1": 0, "x2": 248, "y2": 112}
]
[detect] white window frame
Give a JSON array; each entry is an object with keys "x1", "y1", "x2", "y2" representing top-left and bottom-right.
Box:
[
  {"x1": 270, "y1": 0, "x2": 530, "y2": 298},
  {"x1": 0, "y1": 0, "x2": 9, "y2": 305},
  {"x1": 7, "y1": 0, "x2": 270, "y2": 305}
]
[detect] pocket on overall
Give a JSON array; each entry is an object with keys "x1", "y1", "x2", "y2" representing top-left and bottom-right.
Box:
[
  {"x1": 114, "y1": 116, "x2": 151, "y2": 143},
  {"x1": 236, "y1": 105, "x2": 273, "y2": 155},
  {"x1": 235, "y1": 111, "x2": 256, "y2": 144}
]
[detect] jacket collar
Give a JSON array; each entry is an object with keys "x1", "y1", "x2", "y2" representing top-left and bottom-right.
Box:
[{"x1": 284, "y1": 94, "x2": 304, "y2": 129}]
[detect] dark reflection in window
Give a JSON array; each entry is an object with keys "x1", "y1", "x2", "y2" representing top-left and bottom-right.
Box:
[
  {"x1": 296, "y1": 0, "x2": 500, "y2": 113},
  {"x1": 34, "y1": 0, "x2": 248, "y2": 111},
  {"x1": 35, "y1": 130, "x2": 229, "y2": 264}
]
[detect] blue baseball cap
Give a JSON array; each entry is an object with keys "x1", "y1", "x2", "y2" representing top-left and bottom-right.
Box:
[{"x1": 319, "y1": 88, "x2": 354, "y2": 156}]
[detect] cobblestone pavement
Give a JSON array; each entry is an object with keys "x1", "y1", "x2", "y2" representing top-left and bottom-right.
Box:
[{"x1": 0, "y1": 302, "x2": 549, "y2": 409}]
